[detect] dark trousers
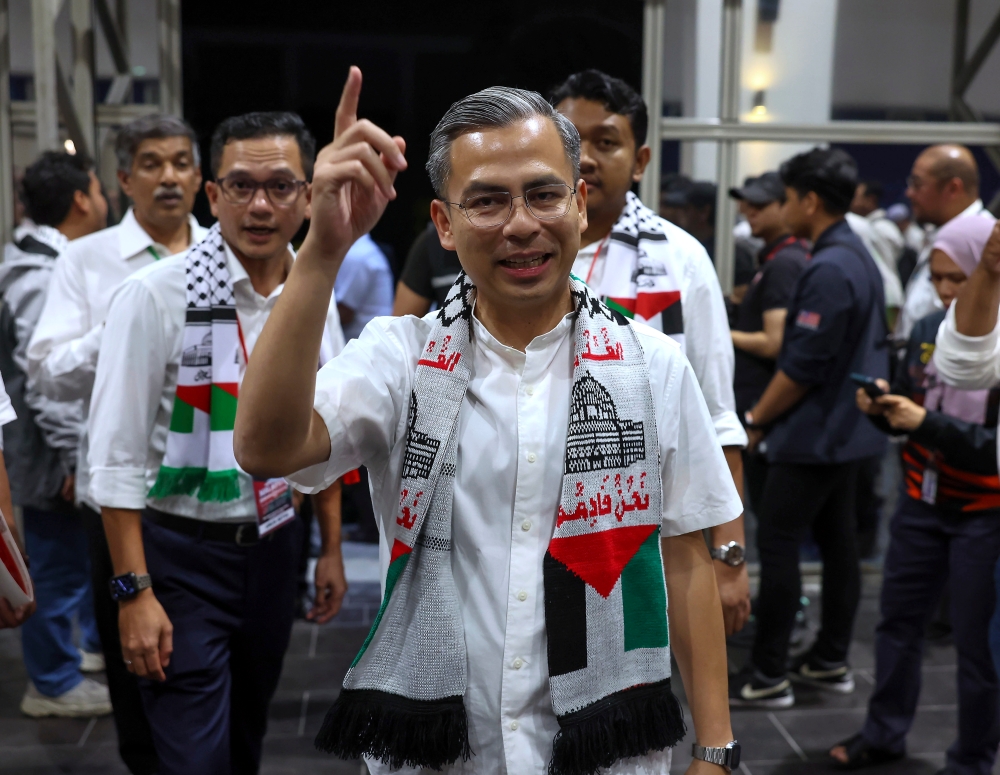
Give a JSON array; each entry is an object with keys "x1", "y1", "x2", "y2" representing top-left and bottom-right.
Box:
[
  {"x1": 139, "y1": 513, "x2": 302, "y2": 775},
  {"x1": 743, "y1": 449, "x2": 769, "y2": 518},
  {"x1": 752, "y1": 461, "x2": 861, "y2": 677},
  {"x1": 81, "y1": 506, "x2": 158, "y2": 775},
  {"x1": 862, "y1": 496, "x2": 1000, "y2": 775}
]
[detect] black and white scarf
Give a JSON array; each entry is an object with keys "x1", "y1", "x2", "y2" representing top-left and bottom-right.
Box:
[{"x1": 316, "y1": 275, "x2": 685, "y2": 774}]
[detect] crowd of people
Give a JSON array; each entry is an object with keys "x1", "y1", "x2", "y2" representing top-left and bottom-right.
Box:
[{"x1": 0, "y1": 64, "x2": 996, "y2": 775}]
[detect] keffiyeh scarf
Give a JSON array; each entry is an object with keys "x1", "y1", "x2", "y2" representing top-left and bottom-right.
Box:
[
  {"x1": 150, "y1": 224, "x2": 243, "y2": 503},
  {"x1": 593, "y1": 191, "x2": 684, "y2": 348},
  {"x1": 316, "y1": 274, "x2": 685, "y2": 774}
]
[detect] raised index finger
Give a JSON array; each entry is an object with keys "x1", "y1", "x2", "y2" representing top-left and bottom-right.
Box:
[{"x1": 334, "y1": 66, "x2": 362, "y2": 140}]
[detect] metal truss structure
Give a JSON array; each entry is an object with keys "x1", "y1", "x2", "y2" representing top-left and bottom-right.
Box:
[
  {"x1": 640, "y1": 0, "x2": 1000, "y2": 293},
  {"x1": 0, "y1": 0, "x2": 183, "y2": 245}
]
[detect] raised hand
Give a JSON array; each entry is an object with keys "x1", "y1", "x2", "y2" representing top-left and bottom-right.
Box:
[{"x1": 303, "y1": 66, "x2": 407, "y2": 261}]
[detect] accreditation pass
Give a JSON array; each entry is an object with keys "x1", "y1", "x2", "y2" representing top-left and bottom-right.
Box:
[{"x1": 253, "y1": 477, "x2": 297, "y2": 536}]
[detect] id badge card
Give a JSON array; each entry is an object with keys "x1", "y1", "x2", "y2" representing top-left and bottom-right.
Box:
[
  {"x1": 921, "y1": 463, "x2": 938, "y2": 505},
  {"x1": 253, "y1": 477, "x2": 297, "y2": 537}
]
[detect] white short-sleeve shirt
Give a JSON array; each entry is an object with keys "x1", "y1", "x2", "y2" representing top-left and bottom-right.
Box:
[
  {"x1": 0, "y1": 373, "x2": 16, "y2": 450},
  {"x1": 289, "y1": 310, "x2": 741, "y2": 775}
]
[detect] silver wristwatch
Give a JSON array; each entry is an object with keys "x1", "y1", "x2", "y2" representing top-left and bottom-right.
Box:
[
  {"x1": 692, "y1": 740, "x2": 741, "y2": 771},
  {"x1": 709, "y1": 541, "x2": 746, "y2": 567}
]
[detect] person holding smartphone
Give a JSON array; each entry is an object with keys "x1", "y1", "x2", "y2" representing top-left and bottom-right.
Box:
[{"x1": 830, "y1": 215, "x2": 1000, "y2": 774}]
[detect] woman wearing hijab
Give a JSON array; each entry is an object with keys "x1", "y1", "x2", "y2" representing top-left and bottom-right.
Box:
[{"x1": 829, "y1": 215, "x2": 1000, "y2": 773}]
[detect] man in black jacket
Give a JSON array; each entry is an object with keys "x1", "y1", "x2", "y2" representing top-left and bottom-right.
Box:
[{"x1": 733, "y1": 148, "x2": 889, "y2": 708}]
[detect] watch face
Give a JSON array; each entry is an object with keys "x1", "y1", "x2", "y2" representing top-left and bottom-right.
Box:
[
  {"x1": 726, "y1": 544, "x2": 745, "y2": 565},
  {"x1": 109, "y1": 574, "x2": 137, "y2": 601}
]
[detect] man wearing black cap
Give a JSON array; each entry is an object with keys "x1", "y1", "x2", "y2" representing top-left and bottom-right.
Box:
[
  {"x1": 728, "y1": 172, "x2": 809, "y2": 512},
  {"x1": 732, "y1": 148, "x2": 889, "y2": 708}
]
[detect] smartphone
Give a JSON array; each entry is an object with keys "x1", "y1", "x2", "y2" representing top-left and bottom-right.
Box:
[{"x1": 850, "y1": 373, "x2": 887, "y2": 399}]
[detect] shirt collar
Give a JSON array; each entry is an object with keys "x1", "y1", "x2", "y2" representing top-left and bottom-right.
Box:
[
  {"x1": 119, "y1": 208, "x2": 203, "y2": 260},
  {"x1": 221, "y1": 239, "x2": 295, "y2": 302},
  {"x1": 812, "y1": 219, "x2": 853, "y2": 252},
  {"x1": 471, "y1": 302, "x2": 575, "y2": 368}
]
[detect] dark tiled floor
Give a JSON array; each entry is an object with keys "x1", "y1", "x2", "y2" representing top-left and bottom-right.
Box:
[{"x1": 0, "y1": 573, "x2": 993, "y2": 774}]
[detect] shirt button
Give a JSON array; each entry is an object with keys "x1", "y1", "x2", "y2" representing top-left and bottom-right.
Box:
[
  {"x1": 510, "y1": 720, "x2": 519, "y2": 731},
  {"x1": 521, "y1": 520, "x2": 532, "y2": 531},
  {"x1": 517, "y1": 590, "x2": 528, "y2": 602},
  {"x1": 527, "y1": 452, "x2": 537, "y2": 463},
  {"x1": 513, "y1": 658, "x2": 523, "y2": 670},
  {"x1": 526, "y1": 385, "x2": 535, "y2": 396}
]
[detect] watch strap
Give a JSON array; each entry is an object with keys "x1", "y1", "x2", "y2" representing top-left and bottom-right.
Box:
[
  {"x1": 692, "y1": 740, "x2": 739, "y2": 771},
  {"x1": 135, "y1": 573, "x2": 152, "y2": 592}
]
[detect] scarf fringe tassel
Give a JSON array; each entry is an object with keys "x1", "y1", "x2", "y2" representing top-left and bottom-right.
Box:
[
  {"x1": 148, "y1": 467, "x2": 241, "y2": 503},
  {"x1": 548, "y1": 679, "x2": 686, "y2": 775},
  {"x1": 315, "y1": 689, "x2": 471, "y2": 770}
]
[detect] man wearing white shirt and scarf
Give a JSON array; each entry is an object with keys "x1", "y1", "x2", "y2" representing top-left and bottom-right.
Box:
[
  {"x1": 551, "y1": 70, "x2": 750, "y2": 637},
  {"x1": 237, "y1": 68, "x2": 740, "y2": 775},
  {"x1": 26, "y1": 113, "x2": 205, "y2": 775},
  {"x1": 88, "y1": 112, "x2": 346, "y2": 775}
]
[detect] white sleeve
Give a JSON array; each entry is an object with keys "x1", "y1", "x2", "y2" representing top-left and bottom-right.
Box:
[
  {"x1": 26, "y1": 247, "x2": 103, "y2": 402},
  {"x1": 287, "y1": 320, "x2": 412, "y2": 493},
  {"x1": 88, "y1": 279, "x2": 170, "y2": 509},
  {"x1": 933, "y1": 300, "x2": 1000, "y2": 390},
  {"x1": 656, "y1": 349, "x2": 742, "y2": 537},
  {"x1": 334, "y1": 253, "x2": 372, "y2": 313},
  {"x1": 681, "y1": 254, "x2": 748, "y2": 449}
]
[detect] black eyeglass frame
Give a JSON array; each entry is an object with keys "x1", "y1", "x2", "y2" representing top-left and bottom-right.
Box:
[
  {"x1": 215, "y1": 174, "x2": 309, "y2": 207},
  {"x1": 445, "y1": 182, "x2": 578, "y2": 228}
]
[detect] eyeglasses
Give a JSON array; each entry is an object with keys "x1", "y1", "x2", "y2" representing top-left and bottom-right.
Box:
[
  {"x1": 447, "y1": 183, "x2": 577, "y2": 228},
  {"x1": 216, "y1": 175, "x2": 308, "y2": 206}
]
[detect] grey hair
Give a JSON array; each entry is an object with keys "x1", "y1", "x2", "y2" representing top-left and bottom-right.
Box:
[
  {"x1": 426, "y1": 86, "x2": 581, "y2": 199},
  {"x1": 115, "y1": 113, "x2": 200, "y2": 173}
]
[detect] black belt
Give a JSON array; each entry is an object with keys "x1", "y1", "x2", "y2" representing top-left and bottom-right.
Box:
[{"x1": 145, "y1": 508, "x2": 261, "y2": 546}]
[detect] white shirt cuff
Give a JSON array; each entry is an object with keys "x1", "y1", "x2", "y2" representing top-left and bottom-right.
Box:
[
  {"x1": 940, "y1": 301, "x2": 1000, "y2": 354},
  {"x1": 714, "y1": 411, "x2": 749, "y2": 449},
  {"x1": 89, "y1": 467, "x2": 149, "y2": 510},
  {"x1": 286, "y1": 395, "x2": 353, "y2": 494}
]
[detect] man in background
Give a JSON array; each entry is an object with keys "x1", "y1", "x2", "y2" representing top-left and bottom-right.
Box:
[
  {"x1": 552, "y1": 69, "x2": 751, "y2": 636},
  {"x1": 27, "y1": 114, "x2": 206, "y2": 775},
  {"x1": 736, "y1": 148, "x2": 889, "y2": 708},
  {"x1": 728, "y1": 172, "x2": 809, "y2": 513},
  {"x1": 897, "y1": 145, "x2": 987, "y2": 339},
  {"x1": 1, "y1": 151, "x2": 108, "y2": 717},
  {"x1": 392, "y1": 222, "x2": 462, "y2": 317},
  {"x1": 334, "y1": 234, "x2": 393, "y2": 340},
  {"x1": 852, "y1": 178, "x2": 905, "y2": 266}
]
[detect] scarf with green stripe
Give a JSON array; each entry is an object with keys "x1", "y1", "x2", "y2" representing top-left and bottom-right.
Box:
[
  {"x1": 592, "y1": 191, "x2": 685, "y2": 349},
  {"x1": 315, "y1": 274, "x2": 685, "y2": 774},
  {"x1": 149, "y1": 224, "x2": 243, "y2": 503}
]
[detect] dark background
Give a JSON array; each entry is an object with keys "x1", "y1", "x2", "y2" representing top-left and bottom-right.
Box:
[{"x1": 180, "y1": 0, "x2": 645, "y2": 270}]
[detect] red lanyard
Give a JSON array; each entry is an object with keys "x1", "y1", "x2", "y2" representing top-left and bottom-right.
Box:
[
  {"x1": 762, "y1": 235, "x2": 803, "y2": 264},
  {"x1": 585, "y1": 232, "x2": 611, "y2": 285}
]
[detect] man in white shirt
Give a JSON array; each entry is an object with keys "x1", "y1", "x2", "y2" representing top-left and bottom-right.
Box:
[
  {"x1": 88, "y1": 112, "x2": 345, "y2": 775},
  {"x1": 851, "y1": 179, "x2": 905, "y2": 264},
  {"x1": 26, "y1": 114, "x2": 205, "y2": 775},
  {"x1": 334, "y1": 233, "x2": 394, "y2": 339},
  {"x1": 897, "y1": 145, "x2": 988, "y2": 339},
  {"x1": 237, "y1": 68, "x2": 741, "y2": 775},
  {"x1": 550, "y1": 69, "x2": 750, "y2": 636}
]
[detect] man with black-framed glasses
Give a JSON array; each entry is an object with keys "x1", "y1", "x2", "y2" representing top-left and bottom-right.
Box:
[{"x1": 87, "y1": 111, "x2": 347, "y2": 775}]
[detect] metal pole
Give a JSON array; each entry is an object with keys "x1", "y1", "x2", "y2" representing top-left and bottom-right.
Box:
[
  {"x1": 714, "y1": 0, "x2": 742, "y2": 294},
  {"x1": 639, "y1": 0, "x2": 666, "y2": 209},
  {"x1": 32, "y1": 0, "x2": 61, "y2": 153},
  {"x1": 158, "y1": 0, "x2": 182, "y2": 116},
  {"x1": 0, "y1": 0, "x2": 13, "y2": 246},
  {"x1": 70, "y1": 0, "x2": 94, "y2": 156}
]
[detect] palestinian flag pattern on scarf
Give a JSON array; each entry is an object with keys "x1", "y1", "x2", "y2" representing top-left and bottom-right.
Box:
[
  {"x1": 593, "y1": 191, "x2": 685, "y2": 350},
  {"x1": 315, "y1": 273, "x2": 685, "y2": 775},
  {"x1": 149, "y1": 224, "x2": 243, "y2": 503}
]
